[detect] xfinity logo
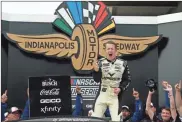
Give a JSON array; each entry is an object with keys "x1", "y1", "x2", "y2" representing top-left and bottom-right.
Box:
[
  {"x1": 40, "y1": 98, "x2": 61, "y2": 103},
  {"x1": 41, "y1": 106, "x2": 61, "y2": 113}
]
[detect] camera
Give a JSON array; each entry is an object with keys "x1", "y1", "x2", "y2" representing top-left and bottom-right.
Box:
[{"x1": 145, "y1": 79, "x2": 157, "y2": 91}]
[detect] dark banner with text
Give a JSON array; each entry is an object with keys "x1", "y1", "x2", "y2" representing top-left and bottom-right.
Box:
[
  {"x1": 71, "y1": 76, "x2": 100, "y2": 114},
  {"x1": 29, "y1": 76, "x2": 71, "y2": 117}
]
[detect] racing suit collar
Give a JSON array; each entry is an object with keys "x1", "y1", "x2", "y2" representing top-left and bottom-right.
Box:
[{"x1": 106, "y1": 57, "x2": 117, "y2": 63}]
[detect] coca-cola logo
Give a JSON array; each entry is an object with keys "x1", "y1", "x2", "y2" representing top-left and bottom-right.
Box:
[{"x1": 40, "y1": 88, "x2": 60, "y2": 96}]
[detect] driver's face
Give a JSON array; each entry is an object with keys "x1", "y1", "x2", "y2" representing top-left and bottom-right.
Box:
[{"x1": 106, "y1": 43, "x2": 117, "y2": 61}]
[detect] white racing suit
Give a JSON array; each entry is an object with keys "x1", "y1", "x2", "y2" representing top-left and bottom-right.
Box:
[{"x1": 91, "y1": 58, "x2": 131, "y2": 121}]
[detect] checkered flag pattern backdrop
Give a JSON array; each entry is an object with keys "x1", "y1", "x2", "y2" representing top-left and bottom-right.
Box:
[
  {"x1": 56, "y1": 2, "x2": 75, "y2": 29},
  {"x1": 82, "y1": 2, "x2": 100, "y2": 24},
  {"x1": 54, "y1": 1, "x2": 115, "y2": 36}
]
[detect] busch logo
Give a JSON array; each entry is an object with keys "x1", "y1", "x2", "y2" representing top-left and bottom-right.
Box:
[
  {"x1": 42, "y1": 78, "x2": 57, "y2": 86},
  {"x1": 40, "y1": 88, "x2": 60, "y2": 96}
]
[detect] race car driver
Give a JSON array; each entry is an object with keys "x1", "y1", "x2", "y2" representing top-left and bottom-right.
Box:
[{"x1": 91, "y1": 41, "x2": 131, "y2": 121}]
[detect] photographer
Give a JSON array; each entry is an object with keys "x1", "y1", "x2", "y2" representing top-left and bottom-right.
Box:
[{"x1": 146, "y1": 83, "x2": 180, "y2": 122}]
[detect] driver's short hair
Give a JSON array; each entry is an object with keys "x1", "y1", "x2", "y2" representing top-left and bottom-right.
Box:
[{"x1": 105, "y1": 41, "x2": 117, "y2": 50}]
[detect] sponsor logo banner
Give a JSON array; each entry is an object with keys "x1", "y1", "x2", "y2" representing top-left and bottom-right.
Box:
[
  {"x1": 71, "y1": 76, "x2": 100, "y2": 110},
  {"x1": 29, "y1": 76, "x2": 71, "y2": 117}
]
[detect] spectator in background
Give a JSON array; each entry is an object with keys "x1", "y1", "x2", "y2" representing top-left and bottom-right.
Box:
[
  {"x1": 1, "y1": 90, "x2": 23, "y2": 122},
  {"x1": 141, "y1": 102, "x2": 156, "y2": 122},
  {"x1": 119, "y1": 88, "x2": 143, "y2": 122},
  {"x1": 72, "y1": 85, "x2": 83, "y2": 116},
  {"x1": 1, "y1": 89, "x2": 30, "y2": 121},
  {"x1": 142, "y1": 81, "x2": 170, "y2": 122},
  {"x1": 21, "y1": 88, "x2": 30, "y2": 120},
  {"x1": 146, "y1": 83, "x2": 180, "y2": 122},
  {"x1": 3, "y1": 107, "x2": 22, "y2": 122},
  {"x1": 174, "y1": 80, "x2": 182, "y2": 120},
  {"x1": 162, "y1": 81, "x2": 170, "y2": 108},
  {"x1": 1, "y1": 90, "x2": 8, "y2": 121}
]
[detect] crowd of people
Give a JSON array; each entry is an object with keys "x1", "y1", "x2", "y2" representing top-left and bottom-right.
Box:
[
  {"x1": 73, "y1": 81, "x2": 182, "y2": 122},
  {"x1": 1, "y1": 81, "x2": 182, "y2": 122}
]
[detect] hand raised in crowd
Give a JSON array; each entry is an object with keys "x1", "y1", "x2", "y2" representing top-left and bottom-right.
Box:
[
  {"x1": 175, "y1": 80, "x2": 181, "y2": 92},
  {"x1": 76, "y1": 84, "x2": 81, "y2": 94},
  {"x1": 162, "y1": 81, "x2": 168, "y2": 89},
  {"x1": 93, "y1": 60, "x2": 99, "y2": 72},
  {"x1": 132, "y1": 88, "x2": 139, "y2": 100},
  {"x1": 164, "y1": 84, "x2": 173, "y2": 92},
  {"x1": 1, "y1": 90, "x2": 8, "y2": 103},
  {"x1": 164, "y1": 84, "x2": 173, "y2": 97}
]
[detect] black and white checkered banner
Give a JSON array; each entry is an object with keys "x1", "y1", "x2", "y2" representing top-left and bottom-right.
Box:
[{"x1": 82, "y1": 2, "x2": 100, "y2": 24}]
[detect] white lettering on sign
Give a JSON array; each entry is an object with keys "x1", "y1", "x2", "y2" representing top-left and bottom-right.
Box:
[
  {"x1": 72, "y1": 105, "x2": 75, "y2": 109},
  {"x1": 41, "y1": 106, "x2": 61, "y2": 113},
  {"x1": 42, "y1": 78, "x2": 58, "y2": 86},
  {"x1": 40, "y1": 88, "x2": 60, "y2": 96},
  {"x1": 86, "y1": 104, "x2": 93, "y2": 108},
  {"x1": 71, "y1": 78, "x2": 99, "y2": 101},
  {"x1": 71, "y1": 87, "x2": 99, "y2": 96},
  {"x1": 40, "y1": 98, "x2": 61, "y2": 103},
  {"x1": 76, "y1": 79, "x2": 100, "y2": 85}
]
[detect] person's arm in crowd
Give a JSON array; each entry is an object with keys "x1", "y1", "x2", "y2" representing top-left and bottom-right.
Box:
[
  {"x1": 72, "y1": 86, "x2": 83, "y2": 116},
  {"x1": 162, "y1": 81, "x2": 170, "y2": 108},
  {"x1": 21, "y1": 88, "x2": 30, "y2": 120},
  {"x1": 119, "y1": 63, "x2": 131, "y2": 92},
  {"x1": 145, "y1": 90, "x2": 155, "y2": 120},
  {"x1": 132, "y1": 88, "x2": 143, "y2": 122},
  {"x1": 175, "y1": 80, "x2": 182, "y2": 116},
  {"x1": 165, "y1": 91, "x2": 170, "y2": 108},
  {"x1": 164, "y1": 84, "x2": 177, "y2": 120},
  {"x1": 1, "y1": 90, "x2": 8, "y2": 121},
  {"x1": 92, "y1": 60, "x2": 102, "y2": 83},
  {"x1": 21, "y1": 99, "x2": 30, "y2": 120}
]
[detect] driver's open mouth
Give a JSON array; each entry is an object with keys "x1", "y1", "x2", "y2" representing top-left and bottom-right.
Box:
[{"x1": 109, "y1": 54, "x2": 113, "y2": 56}]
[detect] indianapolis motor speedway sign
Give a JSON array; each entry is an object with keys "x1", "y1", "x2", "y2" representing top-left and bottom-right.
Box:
[{"x1": 4, "y1": 1, "x2": 161, "y2": 74}]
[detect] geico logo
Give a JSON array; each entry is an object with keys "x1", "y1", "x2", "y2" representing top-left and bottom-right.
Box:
[
  {"x1": 86, "y1": 104, "x2": 93, "y2": 108},
  {"x1": 40, "y1": 98, "x2": 61, "y2": 103}
]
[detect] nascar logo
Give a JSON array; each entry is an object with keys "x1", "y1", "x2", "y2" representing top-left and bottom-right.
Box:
[{"x1": 71, "y1": 76, "x2": 100, "y2": 100}]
